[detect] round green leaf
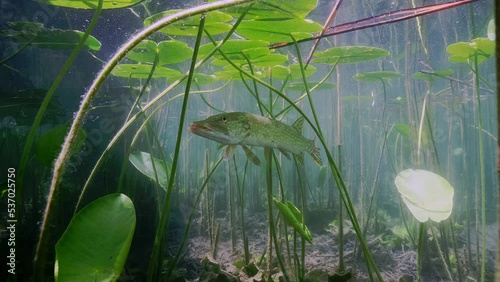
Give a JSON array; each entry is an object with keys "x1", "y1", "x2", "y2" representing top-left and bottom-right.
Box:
[
  {"x1": 394, "y1": 169, "x2": 454, "y2": 223},
  {"x1": 158, "y1": 40, "x2": 193, "y2": 65},
  {"x1": 111, "y1": 64, "x2": 180, "y2": 79},
  {"x1": 313, "y1": 46, "x2": 390, "y2": 64},
  {"x1": 144, "y1": 10, "x2": 233, "y2": 36},
  {"x1": 354, "y1": 71, "x2": 403, "y2": 82},
  {"x1": 212, "y1": 53, "x2": 288, "y2": 68},
  {"x1": 236, "y1": 18, "x2": 322, "y2": 42},
  {"x1": 170, "y1": 73, "x2": 218, "y2": 85},
  {"x1": 412, "y1": 69, "x2": 453, "y2": 81},
  {"x1": 286, "y1": 81, "x2": 335, "y2": 91},
  {"x1": 446, "y1": 42, "x2": 476, "y2": 60},
  {"x1": 214, "y1": 65, "x2": 266, "y2": 81},
  {"x1": 39, "y1": 0, "x2": 141, "y2": 9},
  {"x1": 272, "y1": 64, "x2": 316, "y2": 80},
  {"x1": 198, "y1": 40, "x2": 270, "y2": 58},
  {"x1": 226, "y1": 0, "x2": 318, "y2": 20},
  {"x1": 126, "y1": 40, "x2": 158, "y2": 63},
  {"x1": 55, "y1": 194, "x2": 136, "y2": 282}
]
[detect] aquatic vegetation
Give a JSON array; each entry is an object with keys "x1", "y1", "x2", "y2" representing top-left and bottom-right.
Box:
[
  {"x1": 55, "y1": 194, "x2": 136, "y2": 282},
  {"x1": 1, "y1": 0, "x2": 495, "y2": 281}
]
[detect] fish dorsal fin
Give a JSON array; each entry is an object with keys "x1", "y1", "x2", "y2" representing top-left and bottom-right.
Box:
[{"x1": 292, "y1": 117, "x2": 305, "y2": 133}]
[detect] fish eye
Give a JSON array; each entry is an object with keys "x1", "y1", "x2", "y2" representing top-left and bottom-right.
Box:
[{"x1": 222, "y1": 116, "x2": 227, "y2": 123}]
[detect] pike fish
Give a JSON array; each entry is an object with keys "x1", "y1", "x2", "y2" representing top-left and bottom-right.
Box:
[{"x1": 189, "y1": 112, "x2": 322, "y2": 166}]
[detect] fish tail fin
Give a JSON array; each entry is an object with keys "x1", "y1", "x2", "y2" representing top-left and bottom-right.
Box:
[{"x1": 310, "y1": 137, "x2": 322, "y2": 166}]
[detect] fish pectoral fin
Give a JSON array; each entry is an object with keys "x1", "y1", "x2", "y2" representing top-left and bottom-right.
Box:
[
  {"x1": 223, "y1": 145, "x2": 237, "y2": 160},
  {"x1": 241, "y1": 145, "x2": 261, "y2": 166},
  {"x1": 278, "y1": 148, "x2": 291, "y2": 160}
]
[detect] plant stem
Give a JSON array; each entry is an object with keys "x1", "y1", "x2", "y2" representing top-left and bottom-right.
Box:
[{"x1": 32, "y1": 1, "x2": 103, "y2": 279}]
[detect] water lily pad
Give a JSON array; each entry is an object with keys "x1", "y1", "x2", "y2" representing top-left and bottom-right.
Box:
[
  {"x1": 198, "y1": 40, "x2": 270, "y2": 58},
  {"x1": 236, "y1": 18, "x2": 322, "y2": 42},
  {"x1": 272, "y1": 64, "x2": 316, "y2": 80},
  {"x1": 127, "y1": 40, "x2": 193, "y2": 65},
  {"x1": 39, "y1": 0, "x2": 141, "y2": 9},
  {"x1": 313, "y1": 46, "x2": 389, "y2": 65},
  {"x1": 446, "y1": 38, "x2": 495, "y2": 64},
  {"x1": 286, "y1": 81, "x2": 335, "y2": 92},
  {"x1": 129, "y1": 151, "x2": 171, "y2": 190},
  {"x1": 144, "y1": 10, "x2": 233, "y2": 36},
  {"x1": 354, "y1": 71, "x2": 403, "y2": 82},
  {"x1": 170, "y1": 73, "x2": 218, "y2": 85},
  {"x1": 212, "y1": 53, "x2": 288, "y2": 68},
  {"x1": 55, "y1": 194, "x2": 136, "y2": 282},
  {"x1": 226, "y1": 0, "x2": 318, "y2": 20},
  {"x1": 111, "y1": 64, "x2": 180, "y2": 79},
  {"x1": 394, "y1": 169, "x2": 454, "y2": 223},
  {"x1": 412, "y1": 69, "x2": 453, "y2": 81},
  {"x1": 214, "y1": 65, "x2": 266, "y2": 81},
  {"x1": 1, "y1": 21, "x2": 101, "y2": 51}
]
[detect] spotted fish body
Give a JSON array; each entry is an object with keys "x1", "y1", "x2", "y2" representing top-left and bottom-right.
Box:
[{"x1": 189, "y1": 112, "x2": 322, "y2": 166}]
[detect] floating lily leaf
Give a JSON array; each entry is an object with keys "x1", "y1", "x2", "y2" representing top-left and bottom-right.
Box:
[
  {"x1": 272, "y1": 64, "x2": 316, "y2": 80},
  {"x1": 487, "y1": 19, "x2": 495, "y2": 41},
  {"x1": 226, "y1": 0, "x2": 318, "y2": 20},
  {"x1": 1, "y1": 21, "x2": 101, "y2": 51},
  {"x1": 446, "y1": 38, "x2": 495, "y2": 64},
  {"x1": 313, "y1": 46, "x2": 389, "y2": 65},
  {"x1": 39, "y1": 0, "x2": 141, "y2": 9},
  {"x1": 35, "y1": 123, "x2": 86, "y2": 167},
  {"x1": 144, "y1": 10, "x2": 233, "y2": 36},
  {"x1": 129, "y1": 151, "x2": 171, "y2": 190},
  {"x1": 214, "y1": 65, "x2": 266, "y2": 81},
  {"x1": 236, "y1": 18, "x2": 322, "y2": 42},
  {"x1": 286, "y1": 81, "x2": 335, "y2": 92},
  {"x1": 198, "y1": 40, "x2": 270, "y2": 58},
  {"x1": 273, "y1": 198, "x2": 312, "y2": 243},
  {"x1": 55, "y1": 194, "x2": 136, "y2": 282},
  {"x1": 212, "y1": 53, "x2": 288, "y2": 68},
  {"x1": 158, "y1": 40, "x2": 193, "y2": 65},
  {"x1": 127, "y1": 40, "x2": 193, "y2": 65},
  {"x1": 126, "y1": 40, "x2": 158, "y2": 63},
  {"x1": 412, "y1": 69, "x2": 453, "y2": 81},
  {"x1": 111, "y1": 64, "x2": 180, "y2": 79},
  {"x1": 394, "y1": 169, "x2": 454, "y2": 223},
  {"x1": 170, "y1": 73, "x2": 218, "y2": 85},
  {"x1": 354, "y1": 71, "x2": 403, "y2": 82}
]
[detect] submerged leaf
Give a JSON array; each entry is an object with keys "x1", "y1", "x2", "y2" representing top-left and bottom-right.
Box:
[
  {"x1": 394, "y1": 169, "x2": 454, "y2": 223},
  {"x1": 354, "y1": 71, "x2": 403, "y2": 82},
  {"x1": 272, "y1": 64, "x2": 316, "y2": 80},
  {"x1": 198, "y1": 40, "x2": 270, "y2": 58},
  {"x1": 111, "y1": 64, "x2": 180, "y2": 79},
  {"x1": 129, "y1": 151, "x2": 171, "y2": 190},
  {"x1": 55, "y1": 194, "x2": 136, "y2": 282},
  {"x1": 226, "y1": 0, "x2": 318, "y2": 20},
  {"x1": 313, "y1": 46, "x2": 389, "y2": 65},
  {"x1": 1, "y1": 22, "x2": 101, "y2": 51},
  {"x1": 35, "y1": 123, "x2": 86, "y2": 167},
  {"x1": 39, "y1": 0, "x2": 141, "y2": 9},
  {"x1": 236, "y1": 18, "x2": 322, "y2": 42},
  {"x1": 273, "y1": 198, "x2": 313, "y2": 243},
  {"x1": 144, "y1": 10, "x2": 233, "y2": 36}
]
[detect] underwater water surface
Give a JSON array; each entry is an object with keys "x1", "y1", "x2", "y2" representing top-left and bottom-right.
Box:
[{"x1": 0, "y1": 0, "x2": 498, "y2": 281}]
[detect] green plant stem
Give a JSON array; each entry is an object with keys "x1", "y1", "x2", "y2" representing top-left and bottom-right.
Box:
[
  {"x1": 417, "y1": 222, "x2": 425, "y2": 282},
  {"x1": 473, "y1": 52, "x2": 487, "y2": 282},
  {"x1": 146, "y1": 14, "x2": 205, "y2": 281},
  {"x1": 32, "y1": 1, "x2": 103, "y2": 279},
  {"x1": 430, "y1": 224, "x2": 453, "y2": 281},
  {"x1": 74, "y1": 0, "x2": 253, "y2": 210}
]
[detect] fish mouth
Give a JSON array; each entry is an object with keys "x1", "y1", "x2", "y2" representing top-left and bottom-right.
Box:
[{"x1": 189, "y1": 122, "x2": 210, "y2": 133}]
